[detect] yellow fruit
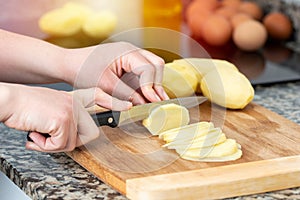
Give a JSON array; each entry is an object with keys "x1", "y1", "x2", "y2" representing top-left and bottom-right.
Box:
[
  {"x1": 163, "y1": 63, "x2": 198, "y2": 98},
  {"x1": 82, "y1": 11, "x2": 117, "y2": 38},
  {"x1": 201, "y1": 67, "x2": 254, "y2": 109},
  {"x1": 142, "y1": 104, "x2": 190, "y2": 135}
]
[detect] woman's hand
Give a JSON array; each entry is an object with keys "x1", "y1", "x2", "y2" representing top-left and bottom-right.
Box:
[
  {"x1": 63, "y1": 42, "x2": 169, "y2": 105},
  {"x1": 0, "y1": 83, "x2": 131, "y2": 152},
  {"x1": 0, "y1": 30, "x2": 169, "y2": 105}
]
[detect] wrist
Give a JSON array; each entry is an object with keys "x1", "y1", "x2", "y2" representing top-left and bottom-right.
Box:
[
  {"x1": 0, "y1": 83, "x2": 13, "y2": 121},
  {"x1": 61, "y1": 47, "x2": 95, "y2": 87}
]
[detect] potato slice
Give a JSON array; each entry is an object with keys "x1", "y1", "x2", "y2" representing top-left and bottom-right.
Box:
[
  {"x1": 162, "y1": 63, "x2": 198, "y2": 98},
  {"x1": 182, "y1": 149, "x2": 243, "y2": 162},
  {"x1": 176, "y1": 139, "x2": 239, "y2": 158},
  {"x1": 163, "y1": 128, "x2": 221, "y2": 145},
  {"x1": 166, "y1": 133, "x2": 227, "y2": 150},
  {"x1": 159, "y1": 121, "x2": 214, "y2": 142},
  {"x1": 201, "y1": 67, "x2": 254, "y2": 109},
  {"x1": 142, "y1": 104, "x2": 190, "y2": 135},
  {"x1": 163, "y1": 129, "x2": 222, "y2": 147}
]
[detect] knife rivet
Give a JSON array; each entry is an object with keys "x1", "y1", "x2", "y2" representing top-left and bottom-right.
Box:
[{"x1": 108, "y1": 117, "x2": 114, "y2": 124}]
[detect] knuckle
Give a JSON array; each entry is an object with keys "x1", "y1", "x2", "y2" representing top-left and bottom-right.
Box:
[
  {"x1": 94, "y1": 87, "x2": 103, "y2": 95},
  {"x1": 94, "y1": 88, "x2": 107, "y2": 102},
  {"x1": 156, "y1": 57, "x2": 165, "y2": 66}
]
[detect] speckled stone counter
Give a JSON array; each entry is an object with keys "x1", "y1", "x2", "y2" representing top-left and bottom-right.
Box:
[{"x1": 1, "y1": 81, "x2": 300, "y2": 200}]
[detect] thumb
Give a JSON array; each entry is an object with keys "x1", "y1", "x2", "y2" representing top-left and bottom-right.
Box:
[
  {"x1": 72, "y1": 87, "x2": 133, "y2": 111},
  {"x1": 72, "y1": 88, "x2": 132, "y2": 146}
]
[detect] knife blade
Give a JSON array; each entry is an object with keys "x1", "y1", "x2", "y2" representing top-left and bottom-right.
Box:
[{"x1": 91, "y1": 96, "x2": 207, "y2": 128}]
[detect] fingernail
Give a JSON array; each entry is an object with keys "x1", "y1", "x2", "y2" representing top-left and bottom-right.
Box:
[
  {"x1": 163, "y1": 91, "x2": 170, "y2": 100},
  {"x1": 155, "y1": 94, "x2": 161, "y2": 101},
  {"x1": 125, "y1": 101, "x2": 133, "y2": 109}
]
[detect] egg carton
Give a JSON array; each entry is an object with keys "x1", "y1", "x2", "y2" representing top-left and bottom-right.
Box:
[{"x1": 250, "y1": 0, "x2": 300, "y2": 44}]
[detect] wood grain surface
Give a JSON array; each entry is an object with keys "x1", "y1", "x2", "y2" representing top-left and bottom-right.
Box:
[{"x1": 67, "y1": 101, "x2": 300, "y2": 200}]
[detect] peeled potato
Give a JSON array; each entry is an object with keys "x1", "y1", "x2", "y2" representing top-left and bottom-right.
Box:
[
  {"x1": 167, "y1": 58, "x2": 254, "y2": 109},
  {"x1": 173, "y1": 58, "x2": 238, "y2": 77},
  {"x1": 163, "y1": 63, "x2": 198, "y2": 98},
  {"x1": 142, "y1": 104, "x2": 190, "y2": 135},
  {"x1": 39, "y1": 2, "x2": 91, "y2": 37},
  {"x1": 201, "y1": 67, "x2": 254, "y2": 109},
  {"x1": 172, "y1": 58, "x2": 238, "y2": 93},
  {"x1": 82, "y1": 11, "x2": 117, "y2": 38}
]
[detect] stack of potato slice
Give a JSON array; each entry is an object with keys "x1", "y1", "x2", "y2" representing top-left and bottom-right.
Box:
[
  {"x1": 142, "y1": 104, "x2": 242, "y2": 162},
  {"x1": 159, "y1": 122, "x2": 242, "y2": 162}
]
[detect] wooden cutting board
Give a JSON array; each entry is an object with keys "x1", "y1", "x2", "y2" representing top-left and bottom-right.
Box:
[{"x1": 67, "y1": 101, "x2": 300, "y2": 200}]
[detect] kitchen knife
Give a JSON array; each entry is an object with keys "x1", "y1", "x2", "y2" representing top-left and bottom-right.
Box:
[
  {"x1": 27, "y1": 96, "x2": 207, "y2": 142},
  {"x1": 91, "y1": 96, "x2": 207, "y2": 128}
]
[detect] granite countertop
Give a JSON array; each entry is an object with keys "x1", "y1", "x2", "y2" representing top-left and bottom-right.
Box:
[{"x1": 0, "y1": 80, "x2": 299, "y2": 200}]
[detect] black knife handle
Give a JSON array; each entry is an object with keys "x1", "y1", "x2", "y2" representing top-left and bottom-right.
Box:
[{"x1": 91, "y1": 110, "x2": 120, "y2": 128}]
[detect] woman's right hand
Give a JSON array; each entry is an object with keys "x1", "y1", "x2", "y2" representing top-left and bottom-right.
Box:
[{"x1": 0, "y1": 83, "x2": 132, "y2": 152}]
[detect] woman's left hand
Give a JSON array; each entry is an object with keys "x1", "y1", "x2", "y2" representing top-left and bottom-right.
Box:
[{"x1": 63, "y1": 42, "x2": 169, "y2": 105}]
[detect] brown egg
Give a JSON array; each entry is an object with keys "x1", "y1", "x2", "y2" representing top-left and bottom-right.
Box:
[
  {"x1": 186, "y1": 0, "x2": 218, "y2": 38},
  {"x1": 233, "y1": 20, "x2": 267, "y2": 51},
  {"x1": 238, "y1": 1, "x2": 263, "y2": 20},
  {"x1": 186, "y1": 0, "x2": 211, "y2": 20},
  {"x1": 230, "y1": 13, "x2": 252, "y2": 29},
  {"x1": 193, "y1": 0, "x2": 220, "y2": 11},
  {"x1": 263, "y1": 12, "x2": 293, "y2": 40},
  {"x1": 215, "y1": 6, "x2": 237, "y2": 20},
  {"x1": 221, "y1": 0, "x2": 241, "y2": 9},
  {"x1": 202, "y1": 15, "x2": 232, "y2": 46},
  {"x1": 187, "y1": 12, "x2": 211, "y2": 38},
  {"x1": 186, "y1": 0, "x2": 223, "y2": 39}
]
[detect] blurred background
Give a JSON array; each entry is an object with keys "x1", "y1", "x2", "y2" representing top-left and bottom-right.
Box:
[{"x1": 0, "y1": 0, "x2": 300, "y2": 85}]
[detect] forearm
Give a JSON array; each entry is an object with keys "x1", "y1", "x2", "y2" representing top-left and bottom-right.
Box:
[{"x1": 0, "y1": 29, "x2": 68, "y2": 84}]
